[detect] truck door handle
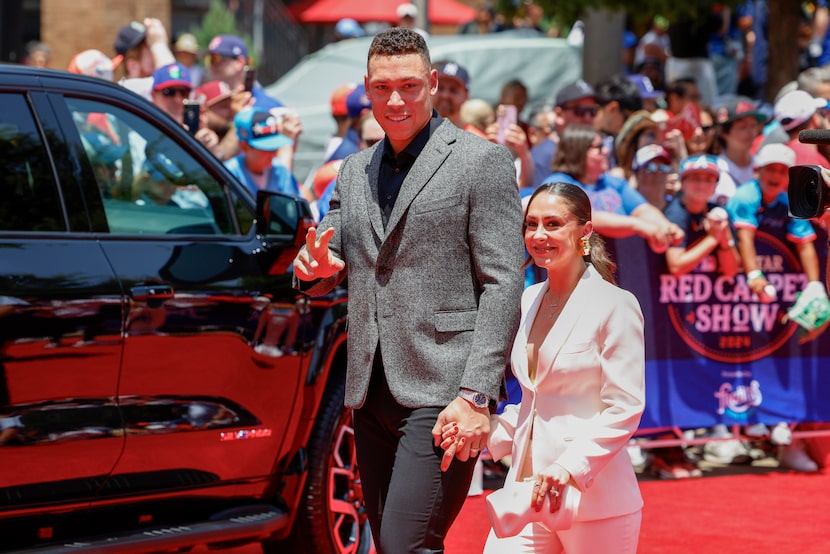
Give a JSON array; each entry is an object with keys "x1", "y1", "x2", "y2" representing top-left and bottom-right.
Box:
[{"x1": 130, "y1": 284, "x2": 174, "y2": 304}]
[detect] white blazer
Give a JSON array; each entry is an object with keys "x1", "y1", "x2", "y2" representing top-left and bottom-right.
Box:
[{"x1": 488, "y1": 264, "x2": 645, "y2": 522}]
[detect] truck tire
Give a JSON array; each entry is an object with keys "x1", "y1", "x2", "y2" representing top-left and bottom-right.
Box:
[{"x1": 268, "y1": 377, "x2": 374, "y2": 554}]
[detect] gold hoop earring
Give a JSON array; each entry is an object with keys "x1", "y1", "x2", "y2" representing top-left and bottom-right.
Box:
[{"x1": 581, "y1": 236, "x2": 591, "y2": 257}]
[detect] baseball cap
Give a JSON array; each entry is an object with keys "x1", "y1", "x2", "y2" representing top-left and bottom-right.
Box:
[
  {"x1": 679, "y1": 154, "x2": 720, "y2": 179},
  {"x1": 174, "y1": 33, "x2": 199, "y2": 55},
  {"x1": 195, "y1": 80, "x2": 233, "y2": 107},
  {"x1": 331, "y1": 83, "x2": 357, "y2": 117},
  {"x1": 627, "y1": 74, "x2": 663, "y2": 100},
  {"x1": 235, "y1": 108, "x2": 293, "y2": 151},
  {"x1": 208, "y1": 34, "x2": 248, "y2": 59},
  {"x1": 754, "y1": 143, "x2": 796, "y2": 168},
  {"x1": 715, "y1": 96, "x2": 767, "y2": 126},
  {"x1": 81, "y1": 131, "x2": 127, "y2": 166},
  {"x1": 623, "y1": 30, "x2": 638, "y2": 50},
  {"x1": 435, "y1": 61, "x2": 470, "y2": 90},
  {"x1": 555, "y1": 79, "x2": 596, "y2": 107},
  {"x1": 68, "y1": 49, "x2": 115, "y2": 81},
  {"x1": 774, "y1": 90, "x2": 827, "y2": 131},
  {"x1": 144, "y1": 147, "x2": 186, "y2": 184},
  {"x1": 114, "y1": 21, "x2": 146, "y2": 56},
  {"x1": 335, "y1": 18, "x2": 365, "y2": 38},
  {"x1": 346, "y1": 84, "x2": 372, "y2": 119},
  {"x1": 632, "y1": 144, "x2": 671, "y2": 171},
  {"x1": 152, "y1": 63, "x2": 193, "y2": 91},
  {"x1": 397, "y1": 3, "x2": 418, "y2": 18}
]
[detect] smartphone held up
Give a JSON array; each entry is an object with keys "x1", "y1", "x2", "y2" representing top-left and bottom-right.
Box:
[
  {"x1": 243, "y1": 66, "x2": 256, "y2": 92},
  {"x1": 182, "y1": 99, "x2": 200, "y2": 137},
  {"x1": 496, "y1": 104, "x2": 517, "y2": 145}
]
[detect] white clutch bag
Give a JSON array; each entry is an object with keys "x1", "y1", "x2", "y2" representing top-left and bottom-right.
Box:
[{"x1": 485, "y1": 478, "x2": 582, "y2": 538}]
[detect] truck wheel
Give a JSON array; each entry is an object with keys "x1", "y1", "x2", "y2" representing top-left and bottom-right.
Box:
[{"x1": 289, "y1": 378, "x2": 374, "y2": 554}]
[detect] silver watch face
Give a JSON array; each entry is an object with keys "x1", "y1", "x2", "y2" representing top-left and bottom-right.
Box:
[{"x1": 474, "y1": 393, "x2": 487, "y2": 407}]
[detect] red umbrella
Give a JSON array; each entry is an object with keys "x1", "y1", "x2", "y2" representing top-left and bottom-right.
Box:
[{"x1": 288, "y1": 0, "x2": 476, "y2": 26}]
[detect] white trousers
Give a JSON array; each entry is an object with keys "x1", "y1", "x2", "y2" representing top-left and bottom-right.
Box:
[{"x1": 483, "y1": 510, "x2": 642, "y2": 554}]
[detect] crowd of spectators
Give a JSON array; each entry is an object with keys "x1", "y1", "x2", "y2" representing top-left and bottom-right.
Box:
[{"x1": 14, "y1": 2, "x2": 830, "y2": 480}]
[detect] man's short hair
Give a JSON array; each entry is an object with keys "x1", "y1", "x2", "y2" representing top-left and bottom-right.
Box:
[
  {"x1": 594, "y1": 73, "x2": 643, "y2": 114},
  {"x1": 367, "y1": 27, "x2": 430, "y2": 67}
]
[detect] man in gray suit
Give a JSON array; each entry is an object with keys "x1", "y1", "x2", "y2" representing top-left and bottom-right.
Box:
[{"x1": 293, "y1": 28, "x2": 524, "y2": 552}]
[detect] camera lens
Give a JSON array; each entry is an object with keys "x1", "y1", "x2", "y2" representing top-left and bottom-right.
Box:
[
  {"x1": 806, "y1": 177, "x2": 819, "y2": 209},
  {"x1": 788, "y1": 165, "x2": 826, "y2": 218}
]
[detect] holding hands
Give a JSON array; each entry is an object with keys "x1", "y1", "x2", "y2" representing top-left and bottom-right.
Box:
[{"x1": 431, "y1": 397, "x2": 490, "y2": 471}]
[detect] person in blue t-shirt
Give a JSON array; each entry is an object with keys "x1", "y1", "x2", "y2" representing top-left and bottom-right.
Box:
[
  {"x1": 726, "y1": 143, "x2": 820, "y2": 298},
  {"x1": 539, "y1": 124, "x2": 684, "y2": 254},
  {"x1": 224, "y1": 108, "x2": 299, "y2": 199}
]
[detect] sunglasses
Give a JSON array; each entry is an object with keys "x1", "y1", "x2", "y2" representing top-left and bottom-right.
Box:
[
  {"x1": 209, "y1": 54, "x2": 235, "y2": 65},
  {"x1": 160, "y1": 87, "x2": 192, "y2": 98},
  {"x1": 701, "y1": 125, "x2": 715, "y2": 133},
  {"x1": 564, "y1": 105, "x2": 598, "y2": 118},
  {"x1": 643, "y1": 162, "x2": 672, "y2": 174}
]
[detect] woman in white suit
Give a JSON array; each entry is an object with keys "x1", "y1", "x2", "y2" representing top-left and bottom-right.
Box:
[{"x1": 464, "y1": 182, "x2": 646, "y2": 552}]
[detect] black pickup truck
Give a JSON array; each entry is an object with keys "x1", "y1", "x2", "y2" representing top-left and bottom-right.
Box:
[{"x1": 0, "y1": 66, "x2": 366, "y2": 553}]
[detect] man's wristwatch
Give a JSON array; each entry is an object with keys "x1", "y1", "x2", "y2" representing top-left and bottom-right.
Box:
[{"x1": 458, "y1": 388, "x2": 489, "y2": 408}]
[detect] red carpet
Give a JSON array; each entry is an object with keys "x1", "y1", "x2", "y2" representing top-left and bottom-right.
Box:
[{"x1": 446, "y1": 466, "x2": 830, "y2": 553}]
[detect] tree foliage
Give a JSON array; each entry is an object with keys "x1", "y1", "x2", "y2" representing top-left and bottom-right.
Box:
[
  {"x1": 522, "y1": 0, "x2": 745, "y2": 28},
  {"x1": 190, "y1": 0, "x2": 254, "y2": 63}
]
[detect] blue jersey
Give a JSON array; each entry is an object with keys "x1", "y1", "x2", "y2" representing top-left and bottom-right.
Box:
[
  {"x1": 726, "y1": 179, "x2": 815, "y2": 243},
  {"x1": 224, "y1": 155, "x2": 300, "y2": 198},
  {"x1": 541, "y1": 171, "x2": 646, "y2": 215}
]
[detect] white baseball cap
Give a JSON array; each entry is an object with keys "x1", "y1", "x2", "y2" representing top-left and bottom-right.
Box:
[
  {"x1": 754, "y1": 143, "x2": 796, "y2": 168},
  {"x1": 774, "y1": 90, "x2": 827, "y2": 131},
  {"x1": 397, "y1": 3, "x2": 418, "y2": 18}
]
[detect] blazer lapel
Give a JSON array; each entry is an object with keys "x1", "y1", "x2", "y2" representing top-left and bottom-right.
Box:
[
  {"x1": 384, "y1": 121, "x2": 454, "y2": 236},
  {"x1": 533, "y1": 267, "x2": 596, "y2": 382},
  {"x1": 364, "y1": 147, "x2": 386, "y2": 240},
  {"x1": 511, "y1": 283, "x2": 546, "y2": 391}
]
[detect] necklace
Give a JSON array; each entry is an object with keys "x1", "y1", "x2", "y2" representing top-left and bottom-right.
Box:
[{"x1": 544, "y1": 289, "x2": 562, "y2": 318}]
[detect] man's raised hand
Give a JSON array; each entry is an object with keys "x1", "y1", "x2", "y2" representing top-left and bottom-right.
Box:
[{"x1": 293, "y1": 227, "x2": 345, "y2": 280}]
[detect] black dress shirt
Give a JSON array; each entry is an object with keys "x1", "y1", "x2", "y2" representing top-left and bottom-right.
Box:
[{"x1": 378, "y1": 111, "x2": 443, "y2": 228}]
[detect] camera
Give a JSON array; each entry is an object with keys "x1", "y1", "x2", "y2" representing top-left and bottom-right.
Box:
[{"x1": 788, "y1": 165, "x2": 829, "y2": 219}]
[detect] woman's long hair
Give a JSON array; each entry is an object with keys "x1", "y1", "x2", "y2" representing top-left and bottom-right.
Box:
[
  {"x1": 524, "y1": 182, "x2": 617, "y2": 284},
  {"x1": 550, "y1": 124, "x2": 599, "y2": 182}
]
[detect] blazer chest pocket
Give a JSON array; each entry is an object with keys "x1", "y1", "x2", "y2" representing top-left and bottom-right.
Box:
[
  {"x1": 435, "y1": 309, "x2": 477, "y2": 332},
  {"x1": 412, "y1": 194, "x2": 463, "y2": 215}
]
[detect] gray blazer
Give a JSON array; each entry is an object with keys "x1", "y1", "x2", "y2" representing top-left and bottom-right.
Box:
[{"x1": 298, "y1": 119, "x2": 525, "y2": 409}]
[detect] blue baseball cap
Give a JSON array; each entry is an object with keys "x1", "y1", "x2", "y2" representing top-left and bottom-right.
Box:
[
  {"x1": 346, "y1": 84, "x2": 371, "y2": 119},
  {"x1": 435, "y1": 61, "x2": 470, "y2": 90},
  {"x1": 144, "y1": 148, "x2": 186, "y2": 184},
  {"x1": 235, "y1": 108, "x2": 293, "y2": 151},
  {"x1": 335, "y1": 18, "x2": 365, "y2": 39},
  {"x1": 152, "y1": 63, "x2": 192, "y2": 91},
  {"x1": 626, "y1": 74, "x2": 663, "y2": 100},
  {"x1": 208, "y1": 34, "x2": 248, "y2": 59},
  {"x1": 82, "y1": 131, "x2": 127, "y2": 165}
]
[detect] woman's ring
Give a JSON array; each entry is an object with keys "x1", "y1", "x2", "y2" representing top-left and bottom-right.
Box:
[{"x1": 549, "y1": 488, "x2": 560, "y2": 497}]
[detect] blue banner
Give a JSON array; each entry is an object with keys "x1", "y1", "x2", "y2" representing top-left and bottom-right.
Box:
[{"x1": 611, "y1": 230, "x2": 830, "y2": 430}]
